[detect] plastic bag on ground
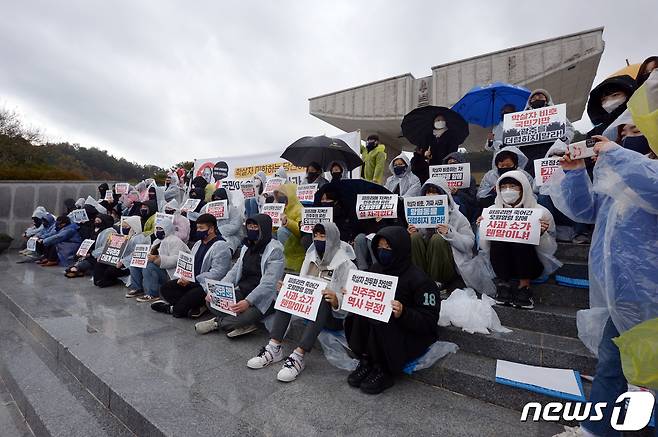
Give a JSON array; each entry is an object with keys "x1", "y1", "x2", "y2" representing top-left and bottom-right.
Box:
[
  {"x1": 402, "y1": 341, "x2": 458, "y2": 375},
  {"x1": 459, "y1": 251, "x2": 497, "y2": 297},
  {"x1": 576, "y1": 307, "x2": 610, "y2": 357},
  {"x1": 612, "y1": 317, "x2": 658, "y2": 390},
  {"x1": 438, "y1": 288, "x2": 511, "y2": 334},
  {"x1": 318, "y1": 329, "x2": 359, "y2": 371}
]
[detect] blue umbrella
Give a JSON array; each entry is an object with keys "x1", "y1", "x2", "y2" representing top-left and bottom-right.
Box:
[{"x1": 451, "y1": 82, "x2": 531, "y2": 128}]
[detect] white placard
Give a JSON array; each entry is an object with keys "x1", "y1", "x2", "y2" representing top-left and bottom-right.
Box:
[
  {"x1": 502, "y1": 103, "x2": 567, "y2": 147},
  {"x1": 404, "y1": 196, "x2": 449, "y2": 228},
  {"x1": 263, "y1": 177, "x2": 286, "y2": 194},
  {"x1": 76, "y1": 239, "x2": 95, "y2": 257},
  {"x1": 533, "y1": 158, "x2": 562, "y2": 186},
  {"x1": 495, "y1": 360, "x2": 583, "y2": 399},
  {"x1": 180, "y1": 198, "x2": 201, "y2": 213},
  {"x1": 301, "y1": 207, "x2": 333, "y2": 233},
  {"x1": 355, "y1": 194, "x2": 398, "y2": 220},
  {"x1": 274, "y1": 274, "x2": 327, "y2": 322},
  {"x1": 104, "y1": 190, "x2": 114, "y2": 201},
  {"x1": 296, "y1": 183, "x2": 318, "y2": 203},
  {"x1": 26, "y1": 236, "x2": 38, "y2": 252},
  {"x1": 129, "y1": 244, "x2": 151, "y2": 268},
  {"x1": 262, "y1": 203, "x2": 286, "y2": 227},
  {"x1": 568, "y1": 139, "x2": 596, "y2": 159},
  {"x1": 115, "y1": 183, "x2": 130, "y2": 195},
  {"x1": 174, "y1": 251, "x2": 195, "y2": 282},
  {"x1": 205, "y1": 279, "x2": 237, "y2": 316},
  {"x1": 155, "y1": 212, "x2": 174, "y2": 228},
  {"x1": 341, "y1": 269, "x2": 398, "y2": 322},
  {"x1": 480, "y1": 207, "x2": 543, "y2": 245},
  {"x1": 429, "y1": 163, "x2": 471, "y2": 188},
  {"x1": 206, "y1": 200, "x2": 228, "y2": 220},
  {"x1": 69, "y1": 209, "x2": 89, "y2": 224},
  {"x1": 240, "y1": 181, "x2": 256, "y2": 199}
]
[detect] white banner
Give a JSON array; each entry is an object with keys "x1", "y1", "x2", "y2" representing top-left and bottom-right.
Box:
[
  {"x1": 301, "y1": 207, "x2": 333, "y2": 233},
  {"x1": 129, "y1": 244, "x2": 151, "y2": 268},
  {"x1": 533, "y1": 158, "x2": 562, "y2": 186},
  {"x1": 341, "y1": 269, "x2": 398, "y2": 322},
  {"x1": 174, "y1": 251, "x2": 195, "y2": 282},
  {"x1": 205, "y1": 279, "x2": 237, "y2": 316},
  {"x1": 480, "y1": 207, "x2": 543, "y2": 245},
  {"x1": 404, "y1": 195, "x2": 449, "y2": 228},
  {"x1": 429, "y1": 163, "x2": 471, "y2": 188},
  {"x1": 356, "y1": 194, "x2": 398, "y2": 220},
  {"x1": 76, "y1": 239, "x2": 95, "y2": 257},
  {"x1": 274, "y1": 274, "x2": 326, "y2": 322},
  {"x1": 262, "y1": 203, "x2": 286, "y2": 227}
]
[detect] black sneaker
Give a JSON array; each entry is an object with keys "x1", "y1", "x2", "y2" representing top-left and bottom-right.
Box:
[
  {"x1": 150, "y1": 301, "x2": 172, "y2": 314},
  {"x1": 347, "y1": 360, "x2": 372, "y2": 388},
  {"x1": 513, "y1": 286, "x2": 534, "y2": 310},
  {"x1": 360, "y1": 366, "x2": 395, "y2": 394},
  {"x1": 188, "y1": 306, "x2": 207, "y2": 319},
  {"x1": 494, "y1": 282, "x2": 513, "y2": 306}
]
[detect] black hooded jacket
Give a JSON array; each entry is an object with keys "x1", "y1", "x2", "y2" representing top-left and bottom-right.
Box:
[
  {"x1": 239, "y1": 214, "x2": 273, "y2": 294},
  {"x1": 410, "y1": 148, "x2": 430, "y2": 184},
  {"x1": 370, "y1": 226, "x2": 440, "y2": 338},
  {"x1": 586, "y1": 75, "x2": 636, "y2": 138}
]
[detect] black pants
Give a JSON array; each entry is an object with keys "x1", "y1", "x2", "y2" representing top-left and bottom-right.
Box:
[
  {"x1": 490, "y1": 241, "x2": 543, "y2": 281},
  {"x1": 160, "y1": 279, "x2": 206, "y2": 318},
  {"x1": 345, "y1": 315, "x2": 432, "y2": 374},
  {"x1": 270, "y1": 300, "x2": 341, "y2": 352},
  {"x1": 93, "y1": 263, "x2": 128, "y2": 288},
  {"x1": 207, "y1": 287, "x2": 274, "y2": 331},
  {"x1": 44, "y1": 244, "x2": 58, "y2": 261}
]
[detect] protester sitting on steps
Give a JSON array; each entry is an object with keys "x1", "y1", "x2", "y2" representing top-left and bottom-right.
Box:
[
  {"x1": 383, "y1": 153, "x2": 421, "y2": 197},
  {"x1": 477, "y1": 146, "x2": 536, "y2": 209},
  {"x1": 35, "y1": 215, "x2": 81, "y2": 267},
  {"x1": 346, "y1": 226, "x2": 440, "y2": 395},
  {"x1": 194, "y1": 213, "x2": 284, "y2": 339},
  {"x1": 163, "y1": 199, "x2": 190, "y2": 244},
  {"x1": 272, "y1": 184, "x2": 305, "y2": 273},
  {"x1": 301, "y1": 161, "x2": 328, "y2": 188},
  {"x1": 92, "y1": 215, "x2": 141, "y2": 288},
  {"x1": 408, "y1": 177, "x2": 475, "y2": 289},
  {"x1": 477, "y1": 171, "x2": 560, "y2": 310},
  {"x1": 442, "y1": 151, "x2": 479, "y2": 223},
  {"x1": 65, "y1": 213, "x2": 114, "y2": 278},
  {"x1": 243, "y1": 222, "x2": 356, "y2": 382},
  {"x1": 199, "y1": 188, "x2": 243, "y2": 254},
  {"x1": 151, "y1": 213, "x2": 231, "y2": 319}
]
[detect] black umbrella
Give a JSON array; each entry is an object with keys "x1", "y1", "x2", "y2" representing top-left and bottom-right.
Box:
[
  {"x1": 281, "y1": 135, "x2": 363, "y2": 171},
  {"x1": 313, "y1": 179, "x2": 394, "y2": 219},
  {"x1": 401, "y1": 106, "x2": 469, "y2": 147}
]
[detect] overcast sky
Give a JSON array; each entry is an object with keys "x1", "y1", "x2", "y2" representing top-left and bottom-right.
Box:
[{"x1": 1, "y1": 1, "x2": 656, "y2": 167}]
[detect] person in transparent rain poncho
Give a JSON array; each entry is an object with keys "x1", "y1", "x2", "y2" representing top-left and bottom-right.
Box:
[{"x1": 547, "y1": 134, "x2": 658, "y2": 437}]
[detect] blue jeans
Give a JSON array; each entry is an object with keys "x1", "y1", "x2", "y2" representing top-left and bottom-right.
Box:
[
  {"x1": 353, "y1": 233, "x2": 375, "y2": 270},
  {"x1": 129, "y1": 265, "x2": 144, "y2": 291},
  {"x1": 143, "y1": 261, "x2": 169, "y2": 297},
  {"x1": 244, "y1": 198, "x2": 260, "y2": 219},
  {"x1": 582, "y1": 318, "x2": 657, "y2": 436}
]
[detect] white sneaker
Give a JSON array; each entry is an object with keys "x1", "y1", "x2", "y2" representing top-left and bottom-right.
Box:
[
  {"x1": 277, "y1": 355, "x2": 305, "y2": 382},
  {"x1": 195, "y1": 318, "x2": 219, "y2": 335},
  {"x1": 247, "y1": 344, "x2": 284, "y2": 369},
  {"x1": 226, "y1": 324, "x2": 258, "y2": 338}
]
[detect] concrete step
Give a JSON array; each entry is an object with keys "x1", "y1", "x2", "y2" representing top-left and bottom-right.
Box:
[
  {"x1": 0, "y1": 252, "x2": 565, "y2": 436},
  {"x1": 440, "y1": 325, "x2": 596, "y2": 375},
  {"x1": 0, "y1": 374, "x2": 34, "y2": 437},
  {"x1": 411, "y1": 350, "x2": 589, "y2": 420},
  {"x1": 555, "y1": 242, "x2": 590, "y2": 264},
  {"x1": 533, "y1": 281, "x2": 588, "y2": 309},
  {"x1": 0, "y1": 305, "x2": 132, "y2": 437},
  {"x1": 495, "y1": 304, "x2": 578, "y2": 338}
]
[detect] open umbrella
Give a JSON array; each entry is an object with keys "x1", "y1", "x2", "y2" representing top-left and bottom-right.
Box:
[
  {"x1": 281, "y1": 135, "x2": 363, "y2": 171},
  {"x1": 451, "y1": 82, "x2": 531, "y2": 128},
  {"x1": 401, "y1": 106, "x2": 469, "y2": 147},
  {"x1": 313, "y1": 179, "x2": 393, "y2": 219},
  {"x1": 608, "y1": 63, "x2": 641, "y2": 80}
]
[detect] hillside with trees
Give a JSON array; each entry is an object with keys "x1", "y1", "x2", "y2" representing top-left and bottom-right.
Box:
[{"x1": 0, "y1": 107, "x2": 166, "y2": 181}]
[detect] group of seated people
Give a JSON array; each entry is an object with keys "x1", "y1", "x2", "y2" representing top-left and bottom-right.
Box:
[{"x1": 17, "y1": 60, "x2": 657, "y2": 394}]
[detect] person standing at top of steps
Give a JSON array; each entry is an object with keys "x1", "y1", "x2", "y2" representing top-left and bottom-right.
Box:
[
  {"x1": 194, "y1": 213, "x2": 284, "y2": 339},
  {"x1": 477, "y1": 171, "x2": 561, "y2": 310},
  {"x1": 552, "y1": 135, "x2": 658, "y2": 437}
]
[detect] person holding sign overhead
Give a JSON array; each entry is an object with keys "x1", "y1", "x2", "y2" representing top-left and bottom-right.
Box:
[
  {"x1": 408, "y1": 177, "x2": 475, "y2": 288},
  {"x1": 477, "y1": 171, "x2": 559, "y2": 310},
  {"x1": 152, "y1": 214, "x2": 232, "y2": 318},
  {"x1": 194, "y1": 213, "x2": 284, "y2": 338},
  {"x1": 245, "y1": 222, "x2": 356, "y2": 382},
  {"x1": 345, "y1": 226, "x2": 440, "y2": 394},
  {"x1": 383, "y1": 153, "x2": 421, "y2": 197}
]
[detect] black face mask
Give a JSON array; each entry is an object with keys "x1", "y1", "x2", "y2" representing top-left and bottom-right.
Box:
[
  {"x1": 330, "y1": 172, "x2": 342, "y2": 181},
  {"x1": 366, "y1": 141, "x2": 376, "y2": 151},
  {"x1": 148, "y1": 193, "x2": 157, "y2": 200},
  {"x1": 140, "y1": 209, "x2": 149, "y2": 217},
  {"x1": 314, "y1": 240, "x2": 326, "y2": 258},
  {"x1": 529, "y1": 100, "x2": 547, "y2": 109},
  {"x1": 164, "y1": 209, "x2": 175, "y2": 215},
  {"x1": 320, "y1": 201, "x2": 334, "y2": 208},
  {"x1": 306, "y1": 172, "x2": 319, "y2": 182},
  {"x1": 498, "y1": 167, "x2": 516, "y2": 176},
  {"x1": 32, "y1": 217, "x2": 43, "y2": 227}
]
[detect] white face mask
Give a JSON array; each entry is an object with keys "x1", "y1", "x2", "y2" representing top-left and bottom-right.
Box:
[
  {"x1": 434, "y1": 120, "x2": 447, "y2": 129},
  {"x1": 601, "y1": 97, "x2": 625, "y2": 114},
  {"x1": 500, "y1": 188, "x2": 521, "y2": 205}
]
